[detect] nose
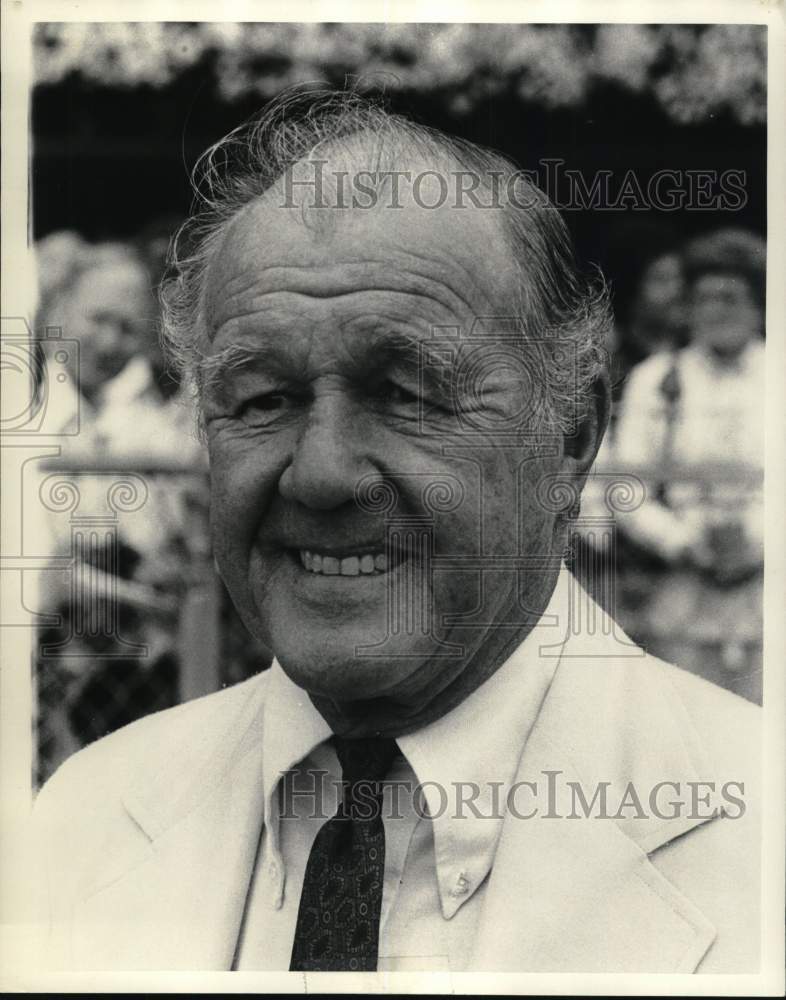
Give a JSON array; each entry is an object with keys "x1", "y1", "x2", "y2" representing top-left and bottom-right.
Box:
[{"x1": 278, "y1": 392, "x2": 376, "y2": 511}]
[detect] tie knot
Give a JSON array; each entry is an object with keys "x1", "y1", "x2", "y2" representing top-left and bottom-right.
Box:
[{"x1": 333, "y1": 735, "x2": 399, "y2": 789}]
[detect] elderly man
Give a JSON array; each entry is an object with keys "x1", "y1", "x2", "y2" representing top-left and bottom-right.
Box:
[{"x1": 29, "y1": 88, "x2": 760, "y2": 974}]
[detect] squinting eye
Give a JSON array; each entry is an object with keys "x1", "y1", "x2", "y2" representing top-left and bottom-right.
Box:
[
  {"x1": 378, "y1": 380, "x2": 420, "y2": 407},
  {"x1": 239, "y1": 393, "x2": 298, "y2": 428}
]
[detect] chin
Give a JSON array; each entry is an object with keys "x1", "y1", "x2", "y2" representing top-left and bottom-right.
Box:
[{"x1": 272, "y1": 629, "x2": 426, "y2": 702}]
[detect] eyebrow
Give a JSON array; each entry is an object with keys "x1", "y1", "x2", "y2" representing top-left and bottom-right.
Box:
[
  {"x1": 375, "y1": 331, "x2": 455, "y2": 393},
  {"x1": 196, "y1": 342, "x2": 281, "y2": 396},
  {"x1": 196, "y1": 330, "x2": 461, "y2": 398}
]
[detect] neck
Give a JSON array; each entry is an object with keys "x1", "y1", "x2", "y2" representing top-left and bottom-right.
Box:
[
  {"x1": 310, "y1": 566, "x2": 561, "y2": 739},
  {"x1": 309, "y1": 625, "x2": 528, "y2": 739}
]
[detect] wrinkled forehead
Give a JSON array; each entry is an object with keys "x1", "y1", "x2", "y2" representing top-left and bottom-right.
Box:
[{"x1": 203, "y1": 139, "x2": 520, "y2": 326}]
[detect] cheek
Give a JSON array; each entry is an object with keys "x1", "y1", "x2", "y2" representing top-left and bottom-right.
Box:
[
  {"x1": 484, "y1": 454, "x2": 559, "y2": 550},
  {"x1": 429, "y1": 455, "x2": 558, "y2": 604},
  {"x1": 207, "y1": 438, "x2": 275, "y2": 560}
]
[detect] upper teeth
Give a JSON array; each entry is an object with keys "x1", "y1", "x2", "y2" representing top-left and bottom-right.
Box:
[{"x1": 299, "y1": 551, "x2": 387, "y2": 575}]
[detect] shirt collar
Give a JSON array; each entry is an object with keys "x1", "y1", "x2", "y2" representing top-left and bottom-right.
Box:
[
  {"x1": 261, "y1": 565, "x2": 571, "y2": 917},
  {"x1": 397, "y1": 565, "x2": 570, "y2": 917},
  {"x1": 261, "y1": 663, "x2": 332, "y2": 868}
]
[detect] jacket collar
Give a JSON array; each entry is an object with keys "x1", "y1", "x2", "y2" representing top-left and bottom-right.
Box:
[
  {"x1": 466, "y1": 594, "x2": 721, "y2": 972},
  {"x1": 80, "y1": 582, "x2": 723, "y2": 971},
  {"x1": 124, "y1": 670, "x2": 270, "y2": 843},
  {"x1": 72, "y1": 675, "x2": 270, "y2": 970}
]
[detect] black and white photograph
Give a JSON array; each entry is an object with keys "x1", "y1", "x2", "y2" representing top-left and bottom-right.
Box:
[{"x1": 1, "y1": 3, "x2": 784, "y2": 993}]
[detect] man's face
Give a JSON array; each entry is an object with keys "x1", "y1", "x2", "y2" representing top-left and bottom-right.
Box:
[
  {"x1": 203, "y1": 177, "x2": 570, "y2": 732},
  {"x1": 66, "y1": 264, "x2": 155, "y2": 399},
  {"x1": 690, "y1": 272, "x2": 761, "y2": 358}
]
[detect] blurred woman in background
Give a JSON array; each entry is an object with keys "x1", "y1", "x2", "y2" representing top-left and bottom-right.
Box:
[{"x1": 613, "y1": 227, "x2": 765, "y2": 701}]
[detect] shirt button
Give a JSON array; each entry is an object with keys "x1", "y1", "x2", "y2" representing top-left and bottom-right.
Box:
[{"x1": 451, "y1": 872, "x2": 470, "y2": 897}]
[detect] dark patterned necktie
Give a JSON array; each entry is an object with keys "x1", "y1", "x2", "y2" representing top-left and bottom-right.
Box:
[{"x1": 289, "y1": 735, "x2": 399, "y2": 971}]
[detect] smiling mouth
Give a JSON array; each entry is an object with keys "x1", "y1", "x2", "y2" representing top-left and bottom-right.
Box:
[{"x1": 296, "y1": 548, "x2": 405, "y2": 577}]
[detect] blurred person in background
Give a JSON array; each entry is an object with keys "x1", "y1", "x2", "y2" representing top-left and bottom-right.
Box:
[
  {"x1": 601, "y1": 220, "x2": 688, "y2": 418},
  {"x1": 610, "y1": 233, "x2": 686, "y2": 372},
  {"x1": 35, "y1": 231, "x2": 200, "y2": 459},
  {"x1": 32, "y1": 233, "x2": 205, "y2": 780},
  {"x1": 613, "y1": 227, "x2": 765, "y2": 701},
  {"x1": 33, "y1": 232, "x2": 200, "y2": 574}
]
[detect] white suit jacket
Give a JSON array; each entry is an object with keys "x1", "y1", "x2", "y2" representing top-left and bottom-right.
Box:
[{"x1": 28, "y1": 605, "x2": 761, "y2": 973}]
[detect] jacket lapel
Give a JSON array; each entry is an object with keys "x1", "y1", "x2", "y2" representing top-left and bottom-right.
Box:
[
  {"x1": 68, "y1": 593, "x2": 724, "y2": 972},
  {"x1": 72, "y1": 675, "x2": 270, "y2": 971},
  {"x1": 469, "y1": 622, "x2": 720, "y2": 973}
]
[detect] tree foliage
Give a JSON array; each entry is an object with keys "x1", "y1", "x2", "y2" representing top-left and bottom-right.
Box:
[{"x1": 34, "y1": 22, "x2": 766, "y2": 124}]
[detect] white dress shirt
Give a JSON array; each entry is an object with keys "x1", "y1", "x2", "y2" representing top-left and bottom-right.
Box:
[{"x1": 234, "y1": 568, "x2": 571, "y2": 971}]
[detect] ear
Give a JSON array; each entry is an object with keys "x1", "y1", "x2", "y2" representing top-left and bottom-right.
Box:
[{"x1": 559, "y1": 369, "x2": 611, "y2": 489}]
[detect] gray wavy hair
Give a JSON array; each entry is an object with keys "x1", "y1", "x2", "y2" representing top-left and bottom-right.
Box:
[{"x1": 160, "y1": 84, "x2": 611, "y2": 435}]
